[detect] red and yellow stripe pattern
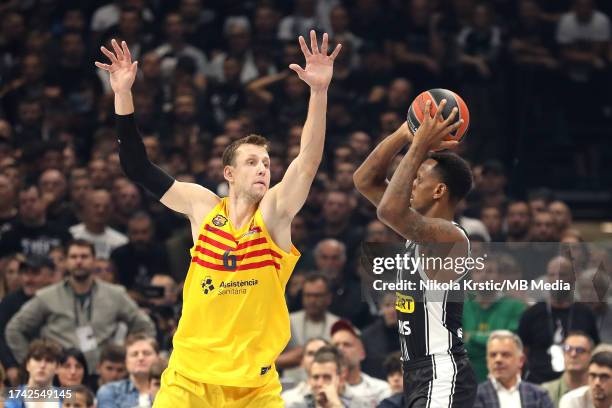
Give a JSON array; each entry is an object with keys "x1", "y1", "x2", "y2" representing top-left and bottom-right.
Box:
[{"x1": 169, "y1": 197, "x2": 300, "y2": 387}]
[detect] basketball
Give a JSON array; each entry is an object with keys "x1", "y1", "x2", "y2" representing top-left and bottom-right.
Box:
[{"x1": 407, "y1": 88, "x2": 470, "y2": 142}]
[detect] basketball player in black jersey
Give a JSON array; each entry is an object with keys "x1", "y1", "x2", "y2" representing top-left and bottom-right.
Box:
[{"x1": 354, "y1": 100, "x2": 477, "y2": 408}]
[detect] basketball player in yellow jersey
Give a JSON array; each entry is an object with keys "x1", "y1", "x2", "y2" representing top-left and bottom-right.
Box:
[{"x1": 95, "y1": 32, "x2": 341, "y2": 407}]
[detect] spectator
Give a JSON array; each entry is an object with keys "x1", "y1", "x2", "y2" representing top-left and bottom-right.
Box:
[
  {"x1": 0, "y1": 174, "x2": 17, "y2": 238},
  {"x1": 474, "y1": 330, "x2": 554, "y2": 408},
  {"x1": 284, "y1": 345, "x2": 372, "y2": 408},
  {"x1": 3, "y1": 339, "x2": 63, "y2": 408},
  {"x1": 110, "y1": 181, "x2": 143, "y2": 233},
  {"x1": 313, "y1": 239, "x2": 372, "y2": 328},
  {"x1": 505, "y1": 200, "x2": 532, "y2": 243},
  {"x1": 110, "y1": 212, "x2": 170, "y2": 291},
  {"x1": 149, "y1": 358, "x2": 167, "y2": 404},
  {"x1": 5, "y1": 240, "x2": 155, "y2": 373},
  {"x1": 0, "y1": 184, "x2": 72, "y2": 257},
  {"x1": 576, "y1": 268, "x2": 612, "y2": 343},
  {"x1": 92, "y1": 344, "x2": 127, "y2": 393},
  {"x1": 542, "y1": 332, "x2": 593, "y2": 407},
  {"x1": 153, "y1": 13, "x2": 209, "y2": 82},
  {"x1": 281, "y1": 274, "x2": 340, "y2": 382},
  {"x1": 480, "y1": 205, "x2": 505, "y2": 242},
  {"x1": 281, "y1": 337, "x2": 329, "y2": 400},
  {"x1": 331, "y1": 320, "x2": 391, "y2": 405},
  {"x1": 377, "y1": 352, "x2": 405, "y2": 407},
  {"x1": 92, "y1": 258, "x2": 116, "y2": 283},
  {"x1": 278, "y1": 0, "x2": 319, "y2": 41},
  {"x1": 559, "y1": 350, "x2": 612, "y2": 408},
  {"x1": 56, "y1": 348, "x2": 88, "y2": 388},
  {"x1": 0, "y1": 253, "x2": 22, "y2": 299},
  {"x1": 549, "y1": 201, "x2": 573, "y2": 238},
  {"x1": 361, "y1": 293, "x2": 401, "y2": 379},
  {"x1": 38, "y1": 168, "x2": 72, "y2": 228},
  {"x1": 63, "y1": 384, "x2": 95, "y2": 408},
  {"x1": 96, "y1": 333, "x2": 160, "y2": 408},
  {"x1": 0, "y1": 254, "x2": 55, "y2": 386},
  {"x1": 69, "y1": 189, "x2": 128, "y2": 259},
  {"x1": 463, "y1": 258, "x2": 527, "y2": 382},
  {"x1": 519, "y1": 256, "x2": 600, "y2": 383}
]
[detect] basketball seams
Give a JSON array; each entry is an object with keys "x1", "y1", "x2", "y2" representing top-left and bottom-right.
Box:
[{"x1": 407, "y1": 88, "x2": 469, "y2": 142}]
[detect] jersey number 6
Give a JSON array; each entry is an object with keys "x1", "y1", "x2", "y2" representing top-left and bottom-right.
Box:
[{"x1": 223, "y1": 250, "x2": 237, "y2": 271}]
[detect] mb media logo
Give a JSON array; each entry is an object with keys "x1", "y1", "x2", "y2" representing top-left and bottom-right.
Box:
[{"x1": 201, "y1": 276, "x2": 215, "y2": 295}]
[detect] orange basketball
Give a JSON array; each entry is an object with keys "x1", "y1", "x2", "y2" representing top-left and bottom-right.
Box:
[{"x1": 407, "y1": 88, "x2": 470, "y2": 142}]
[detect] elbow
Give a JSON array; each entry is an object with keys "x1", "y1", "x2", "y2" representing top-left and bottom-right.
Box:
[{"x1": 376, "y1": 202, "x2": 392, "y2": 224}]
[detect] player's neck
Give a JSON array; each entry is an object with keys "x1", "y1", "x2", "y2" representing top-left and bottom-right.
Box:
[
  {"x1": 227, "y1": 195, "x2": 258, "y2": 230},
  {"x1": 423, "y1": 204, "x2": 454, "y2": 222}
]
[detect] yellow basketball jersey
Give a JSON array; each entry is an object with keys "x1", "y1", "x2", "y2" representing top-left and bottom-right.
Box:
[{"x1": 168, "y1": 198, "x2": 300, "y2": 387}]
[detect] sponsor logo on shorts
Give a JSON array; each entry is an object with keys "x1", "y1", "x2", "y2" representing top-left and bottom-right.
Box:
[{"x1": 396, "y1": 293, "x2": 415, "y2": 313}]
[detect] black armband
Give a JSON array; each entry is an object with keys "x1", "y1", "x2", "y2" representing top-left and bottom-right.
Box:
[{"x1": 116, "y1": 114, "x2": 175, "y2": 200}]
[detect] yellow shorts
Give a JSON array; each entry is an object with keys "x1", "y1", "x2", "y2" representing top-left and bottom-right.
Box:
[{"x1": 152, "y1": 367, "x2": 284, "y2": 408}]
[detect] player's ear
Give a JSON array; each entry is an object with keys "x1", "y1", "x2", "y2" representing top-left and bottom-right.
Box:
[
  {"x1": 223, "y1": 165, "x2": 234, "y2": 183},
  {"x1": 433, "y1": 183, "x2": 446, "y2": 200}
]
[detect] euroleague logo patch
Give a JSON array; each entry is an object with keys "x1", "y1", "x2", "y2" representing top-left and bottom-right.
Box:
[
  {"x1": 212, "y1": 214, "x2": 228, "y2": 227},
  {"x1": 201, "y1": 276, "x2": 215, "y2": 295}
]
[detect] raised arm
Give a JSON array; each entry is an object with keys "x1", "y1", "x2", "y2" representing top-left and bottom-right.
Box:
[
  {"x1": 353, "y1": 123, "x2": 411, "y2": 207},
  {"x1": 95, "y1": 39, "x2": 219, "y2": 221},
  {"x1": 377, "y1": 100, "x2": 463, "y2": 243},
  {"x1": 262, "y1": 32, "x2": 341, "y2": 223}
]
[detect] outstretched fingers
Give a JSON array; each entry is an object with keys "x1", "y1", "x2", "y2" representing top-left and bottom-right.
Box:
[
  {"x1": 121, "y1": 41, "x2": 132, "y2": 64},
  {"x1": 321, "y1": 33, "x2": 329, "y2": 55},
  {"x1": 310, "y1": 30, "x2": 319, "y2": 54},
  {"x1": 330, "y1": 43, "x2": 342, "y2": 60},
  {"x1": 94, "y1": 61, "x2": 112, "y2": 71},
  {"x1": 298, "y1": 35, "x2": 311, "y2": 58},
  {"x1": 100, "y1": 46, "x2": 119, "y2": 65},
  {"x1": 111, "y1": 39, "x2": 124, "y2": 61}
]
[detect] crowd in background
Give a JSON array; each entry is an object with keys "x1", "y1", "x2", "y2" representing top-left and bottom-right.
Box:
[{"x1": 0, "y1": 0, "x2": 611, "y2": 407}]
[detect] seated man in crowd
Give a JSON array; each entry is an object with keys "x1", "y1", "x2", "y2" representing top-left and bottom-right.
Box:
[
  {"x1": 474, "y1": 330, "x2": 554, "y2": 408},
  {"x1": 96, "y1": 333, "x2": 160, "y2": 408},
  {"x1": 92, "y1": 344, "x2": 127, "y2": 393},
  {"x1": 542, "y1": 331, "x2": 593, "y2": 407},
  {"x1": 282, "y1": 337, "x2": 329, "y2": 401},
  {"x1": 560, "y1": 350, "x2": 612, "y2": 408},
  {"x1": 280, "y1": 274, "x2": 340, "y2": 383},
  {"x1": 4, "y1": 339, "x2": 63, "y2": 408},
  {"x1": 284, "y1": 345, "x2": 372, "y2": 408},
  {"x1": 5, "y1": 240, "x2": 155, "y2": 374},
  {"x1": 330, "y1": 320, "x2": 391, "y2": 405}
]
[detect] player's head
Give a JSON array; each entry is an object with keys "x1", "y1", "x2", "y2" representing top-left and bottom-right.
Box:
[
  {"x1": 222, "y1": 135, "x2": 270, "y2": 202},
  {"x1": 410, "y1": 152, "x2": 472, "y2": 214}
]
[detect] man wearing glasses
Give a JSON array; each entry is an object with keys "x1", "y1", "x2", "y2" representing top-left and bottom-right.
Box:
[
  {"x1": 542, "y1": 332, "x2": 593, "y2": 407},
  {"x1": 560, "y1": 350, "x2": 612, "y2": 408}
]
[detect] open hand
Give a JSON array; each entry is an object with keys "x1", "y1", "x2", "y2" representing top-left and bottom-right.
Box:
[
  {"x1": 413, "y1": 99, "x2": 463, "y2": 151},
  {"x1": 289, "y1": 31, "x2": 341, "y2": 92},
  {"x1": 95, "y1": 39, "x2": 138, "y2": 94}
]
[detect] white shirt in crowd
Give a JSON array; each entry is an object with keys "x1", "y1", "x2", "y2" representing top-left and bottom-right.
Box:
[
  {"x1": 490, "y1": 375, "x2": 522, "y2": 408},
  {"x1": 559, "y1": 385, "x2": 595, "y2": 408},
  {"x1": 69, "y1": 223, "x2": 128, "y2": 259},
  {"x1": 347, "y1": 372, "x2": 392, "y2": 406}
]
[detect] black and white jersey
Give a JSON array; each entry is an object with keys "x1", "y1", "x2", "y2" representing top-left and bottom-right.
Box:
[{"x1": 396, "y1": 222, "x2": 471, "y2": 363}]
